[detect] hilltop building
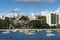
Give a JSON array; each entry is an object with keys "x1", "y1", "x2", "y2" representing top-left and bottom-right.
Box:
[
  {"x1": 28, "y1": 13, "x2": 38, "y2": 20},
  {"x1": 0, "y1": 16, "x2": 5, "y2": 20}
]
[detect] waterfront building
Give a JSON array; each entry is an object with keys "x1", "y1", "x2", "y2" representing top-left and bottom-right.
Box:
[{"x1": 46, "y1": 12, "x2": 60, "y2": 26}]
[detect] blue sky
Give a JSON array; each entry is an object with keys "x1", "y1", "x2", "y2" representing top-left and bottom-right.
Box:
[{"x1": 0, "y1": 0, "x2": 60, "y2": 16}]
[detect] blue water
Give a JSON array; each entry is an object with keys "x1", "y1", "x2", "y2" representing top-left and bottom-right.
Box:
[{"x1": 0, "y1": 31, "x2": 60, "y2": 40}]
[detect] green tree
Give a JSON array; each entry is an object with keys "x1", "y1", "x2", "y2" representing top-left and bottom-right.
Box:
[
  {"x1": 27, "y1": 20, "x2": 42, "y2": 29},
  {"x1": 19, "y1": 16, "x2": 29, "y2": 21},
  {"x1": 26, "y1": 20, "x2": 49, "y2": 29},
  {"x1": 41, "y1": 23, "x2": 49, "y2": 29}
]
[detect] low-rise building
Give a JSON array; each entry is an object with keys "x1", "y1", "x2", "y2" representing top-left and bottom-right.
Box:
[
  {"x1": 28, "y1": 13, "x2": 37, "y2": 20},
  {"x1": 0, "y1": 16, "x2": 5, "y2": 20},
  {"x1": 38, "y1": 16, "x2": 46, "y2": 23}
]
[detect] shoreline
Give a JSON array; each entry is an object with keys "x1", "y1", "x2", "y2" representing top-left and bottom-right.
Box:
[{"x1": 0, "y1": 29, "x2": 60, "y2": 31}]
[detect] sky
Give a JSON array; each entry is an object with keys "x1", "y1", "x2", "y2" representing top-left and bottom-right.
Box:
[{"x1": 0, "y1": 0, "x2": 60, "y2": 17}]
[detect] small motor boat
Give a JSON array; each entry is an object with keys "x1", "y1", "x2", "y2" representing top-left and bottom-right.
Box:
[
  {"x1": 46, "y1": 30, "x2": 52, "y2": 33},
  {"x1": 46, "y1": 33, "x2": 55, "y2": 36},
  {"x1": 12, "y1": 29, "x2": 19, "y2": 32},
  {"x1": 24, "y1": 30, "x2": 35, "y2": 35},
  {"x1": 2, "y1": 31, "x2": 10, "y2": 34}
]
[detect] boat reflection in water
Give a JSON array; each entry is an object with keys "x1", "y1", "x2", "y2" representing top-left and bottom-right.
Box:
[{"x1": 46, "y1": 30, "x2": 55, "y2": 36}]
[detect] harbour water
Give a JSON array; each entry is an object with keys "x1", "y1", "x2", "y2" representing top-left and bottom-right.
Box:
[{"x1": 0, "y1": 30, "x2": 60, "y2": 40}]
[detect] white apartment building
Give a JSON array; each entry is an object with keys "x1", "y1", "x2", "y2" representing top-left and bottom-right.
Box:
[
  {"x1": 0, "y1": 16, "x2": 5, "y2": 20},
  {"x1": 46, "y1": 12, "x2": 60, "y2": 26},
  {"x1": 28, "y1": 13, "x2": 37, "y2": 20}
]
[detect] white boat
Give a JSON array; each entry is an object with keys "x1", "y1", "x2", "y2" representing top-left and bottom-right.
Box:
[
  {"x1": 39, "y1": 29, "x2": 42, "y2": 31},
  {"x1": 46, "y1": 30, "x2": 55, "y2": 36},
  {"x1": 30, "y1": 30, "x2": 35, "y2": 32},
  {"x1": 2, "y1": 29, "x2": 10, "y2": 34},
  {"x1": 24, "y1": 30, "x2": 29, "y2": 32},
  {"x1": 19, "y1": 30, "x2": 23, "y2": 32},
  {"x1": 24, "y1": 31, "x2": 34, "y2": 35},
  {"x1": 46, "y1": 25, "x2": 55, "y2": 36},
  {"x1": 24, "y1": 30, "x2": 35, "y2": 35},
  {"x1": 46, "y1": 33, "x2": 55, "y2": 36},
  {"x1": 2, "y1": 31, "x2": 10, "y2": 34},
  {"x1": 19, "y1": 30, "x2": 25, "y2": 32},
  {"x1": 37, "y1": 29, "x2": 40, "y2": 32},
  {"x1": 46, "y1": 30, "x2": 52, "y2": 33},
  {"x1": 19, "y1": 29, "x2": 29, "y2": 33},
  {"x1": 12, "y1": 29, "x2": 19, "y2": 32},
  {"x1": 46, "y1": 29, "x2": 55, "y2": 36}
]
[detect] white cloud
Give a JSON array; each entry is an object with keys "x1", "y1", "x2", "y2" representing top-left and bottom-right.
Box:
[
  {"x1": 0, "y1": 12, "x2": 19, "y2": 17},
  {"x1": 6, "y1": 12, "x2": 22, "y2": 17},
  {"x1": 5, "y1": 12, "x2": 23, "y2": 17},
  {"x1": 0, "y1": 12, "x2": 14, "y2": 17},
  {"x1": 13, "y1": 8, "x2": 19, "y2": 11},
  {"x1": 0, "y1": 6, "x2": 60, "y2": 17},
  {"x1": 0, "y1": 8, "x2": 23, "y2": 17},
  {"x1": 0, "y1": 12, "x2": 7, "y2": 16},
  {"x1": 55, "y1": 7, "x2": 60, "y2": 14},
  {"x1": 40, "y1": 7, "x2": 60, "y2": 16},
  {"x1": 51, "y1": 7, "x2": 60, "y2": 15},
  {"x1": 6, "y1": 13, "x2": 16, "y2": 17},
  {"x1": 12, "y1": 8, "x2": 20, "y2": 13},
  {"x1": 29, "y1": 12, "x2": 40, "y2": 16},
  {"x1": 40, "y1": 10, "x2": 49, "y2": 16}
]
